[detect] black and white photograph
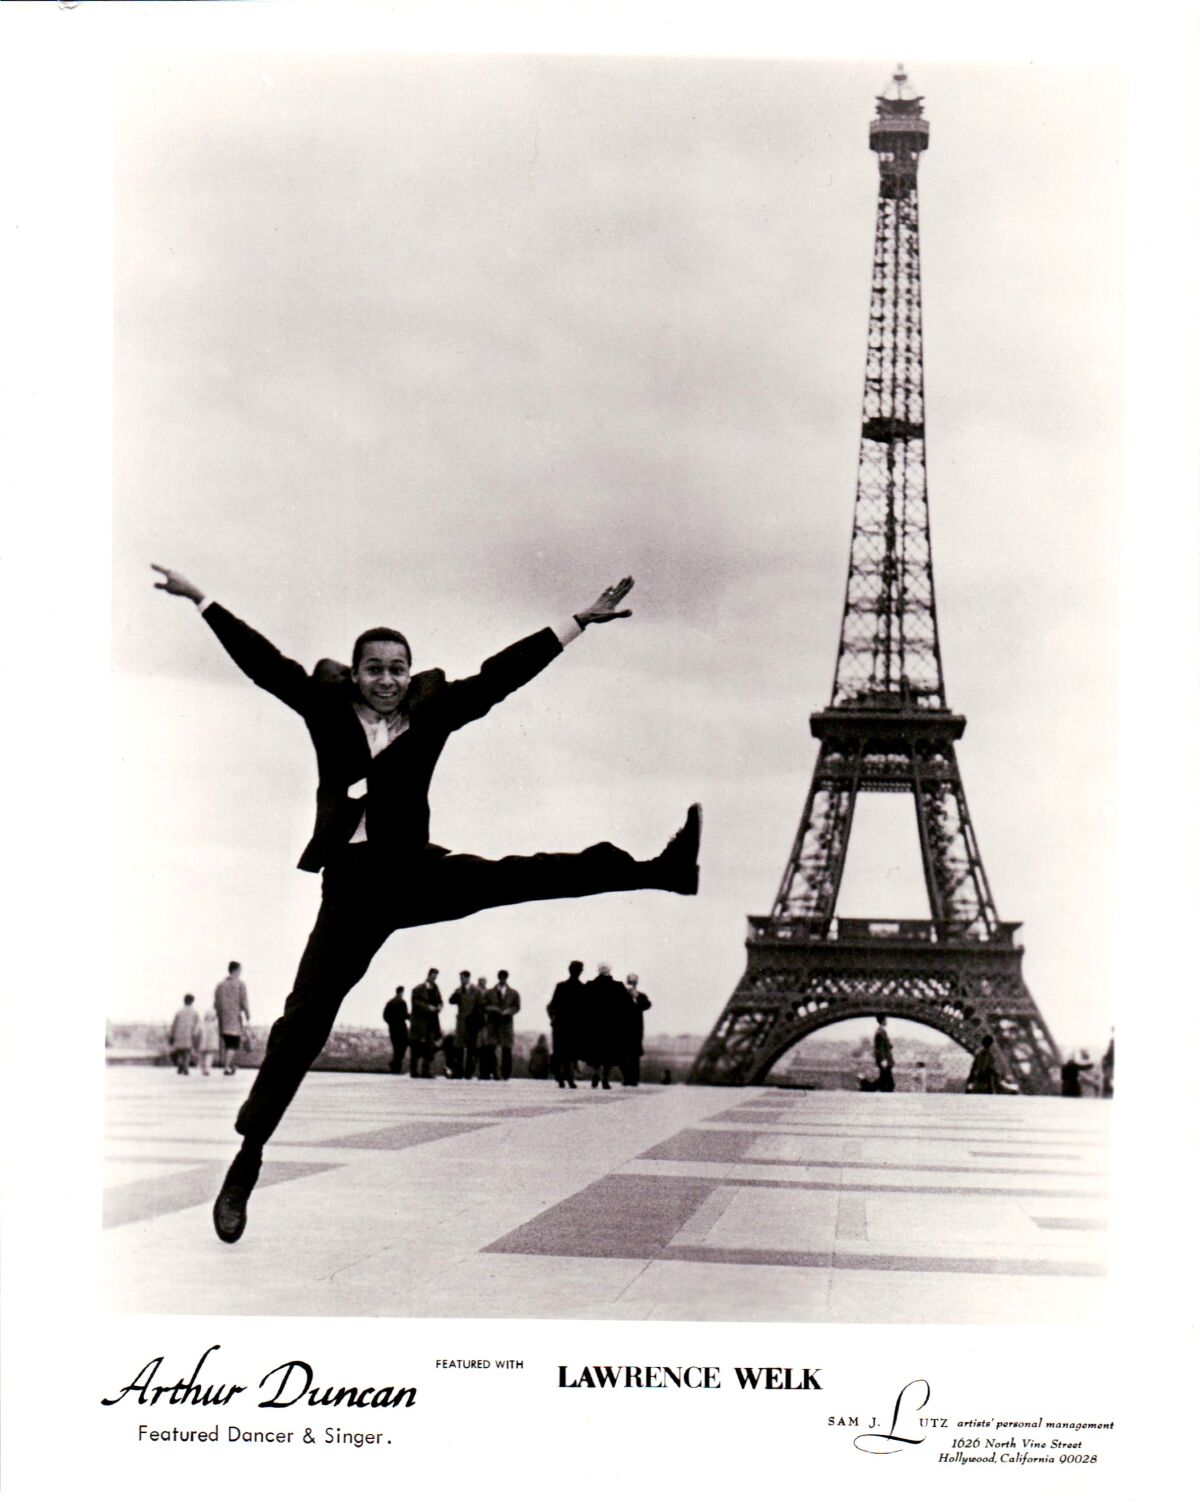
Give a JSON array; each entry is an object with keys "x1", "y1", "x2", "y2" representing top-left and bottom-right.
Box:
[
  {"x1": 1, "y1": 3, "x2": 1196, "y2": 1498},
  {"x1": 107, "y1": 43, "x2": 1123, "y2": 1326}
]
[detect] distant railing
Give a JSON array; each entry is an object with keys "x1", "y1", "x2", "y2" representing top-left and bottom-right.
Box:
[{"x1": 747, "y1": 916, "x2": 1019, "y2": 947}]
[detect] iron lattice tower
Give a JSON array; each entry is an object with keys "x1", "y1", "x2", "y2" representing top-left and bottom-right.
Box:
[{"x1": 690, "y1": 68, "x2": 1060, "y2": 1093}]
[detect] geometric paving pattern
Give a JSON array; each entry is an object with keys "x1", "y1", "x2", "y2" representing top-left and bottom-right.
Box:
[
  {"x1": 103, "y1": 1157, "x2": 336, "y2": 1230},
  {"x1": 304, "y1": 1119, "x2": 495, "y2": 1152},
  {"x1": 485, "y1": 1172, "x2": 1107, "y2": 1277},
  {"x1": 481, "y1": 1092, "x2": 1110, "y2": 1285},
  {"x1": 103, "y1": 1068, "x2": 1110, "y2": 1322}
]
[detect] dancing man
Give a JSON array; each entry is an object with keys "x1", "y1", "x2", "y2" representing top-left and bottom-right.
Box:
[{"x1": 151, "y1": 565, "x2": 701, "y2": 1242}]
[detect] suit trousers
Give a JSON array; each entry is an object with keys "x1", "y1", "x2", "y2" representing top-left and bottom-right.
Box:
[
  {"x1": 235, "y1": 840, "x2": 646, "y2": 1144},
  {"x1": 551, "y1": 1028, "x2": 576, "y2": 1085},
  {"x1": 409, "y1": 1040, "x2": 435, "y2": 1078}
]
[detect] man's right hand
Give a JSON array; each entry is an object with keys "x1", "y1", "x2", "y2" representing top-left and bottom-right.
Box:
[
  {"x1": 574, "y1": 576, "x2": 635, "y2": 628},
  {"x1": 151, "y1": 563, "x2": 204, "y2": 603}
]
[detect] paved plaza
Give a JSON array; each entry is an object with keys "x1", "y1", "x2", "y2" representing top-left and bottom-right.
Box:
[{"x1": 103, "y1": 1068, "x2": 1110, "y2": 1323}]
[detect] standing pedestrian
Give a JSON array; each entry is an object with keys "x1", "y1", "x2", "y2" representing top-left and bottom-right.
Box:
[
  {"x1": 448, "y1": 971, "x2": 480, "y2": 1079},
  {"x1": 528, "y1": 1035, "x2": 552, "y2": 1080},
  {"x1": 409, "y1": 968, "x2": 442, "y2": 1079},
  {"x1": 169, "y1": 995, "x2": 201, "y2": 1075},
  {"x1": 621, "y1": 973, "x2": 652, "y2": 1086},
  {"x1": 199, "y1": 1005, "x2": 221, "y2": 1076},
  {"x1": 547, "y1": 960, "x2": 586, "y2": 1089},
  {"x1": 488, "y1": 970, "x2": 521, "y2": 1081},
  {"x1": 584, "y1": 964, "x2": 626, "y2": 1089},
  {"x1": 964, "y1": 1034, "x2": 999, "y2": 1094},
  {"x1": 475, "y1": 976, "x2": 497, "y2": 1080},
  {"x1": 1061, "y1": 1051, "x2": 1094, "y2": 1097},
  {"x1": 873, "y1": 1015, "x2": 895, "y2": 1093},
  {"x1": 382, "y1": 985, "x2": 409, "y2": 1074},
  {"x1": 214, "y1": 962, "x2": 251, "y2": 1076}
]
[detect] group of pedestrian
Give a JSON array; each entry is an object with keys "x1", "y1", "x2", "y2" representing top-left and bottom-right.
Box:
[
  {"x1": 965, "y1": 1028, "x2": 1114, "y2": 1098},
  {"x1": 546, "y1": 961, "x2": 651, "y2": 1089},
  {"x1": 379, "y1": 959, "x2": 654, "y2": 1087},
  {"x1": 382, "y1": 967, "x2": 524, "y2": 1080},
  {"x1": 167, "y1": 962, "x2": 252, "y2": 1077}
]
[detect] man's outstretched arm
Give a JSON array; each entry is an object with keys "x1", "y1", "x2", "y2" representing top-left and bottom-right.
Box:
[
  {"x1": 440, "y1": 577, "x2": 635, "y2": 729},
  {"x1": 151, "y1": 564, "x2": 312, "y2": 714}
]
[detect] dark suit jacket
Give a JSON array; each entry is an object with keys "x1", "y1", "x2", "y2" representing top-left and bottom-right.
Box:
[
  {"x1": 203, "y1": 603, "x2": 563, "y2": 872},
  {"x1": 581, "y1": 973, "x2": 628, "y2": 1065},
  {"x1": 449, "y1": 985, "x2": 481, "y2": 1044},
  {"x1": 485, "y1": 985, "x2": 521, "y2": 1048},
  {"x1": 382, "y1": 997, "x2": 409, "y2": 1038},
  {"x1": 409, "y1": 982, "x2": 443, "y2": 1043},
  {"x1": 547, "y1": 977, "x2": 585, "y2": 1045},
  {"x1": 625, "y1": 989, "x2": 652, "y2": 1054}
]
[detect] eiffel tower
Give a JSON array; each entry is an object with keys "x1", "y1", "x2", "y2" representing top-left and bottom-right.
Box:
[{"x1": 690, "y1": 67, "x2": 1061, "y2": 1094}]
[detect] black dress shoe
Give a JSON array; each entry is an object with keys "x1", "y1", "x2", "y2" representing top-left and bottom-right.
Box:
[
  {"x1": 212, "y1": 1144, "x2": 262, "y2": 1244},
  {"x1": 648, "y1": 803, "x2": 702, "y2": 894},
  {"x1": 213, "y1": 1183, "x2": 250, "y2": 1243}
]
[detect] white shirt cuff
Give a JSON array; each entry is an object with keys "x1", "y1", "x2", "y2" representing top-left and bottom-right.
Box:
[
  {"x1": 197, "y1": 596, "x2": 214, "y2": 614},
  {"x1": 554, "y1": 616, "x2": 583, "y2": 647}
]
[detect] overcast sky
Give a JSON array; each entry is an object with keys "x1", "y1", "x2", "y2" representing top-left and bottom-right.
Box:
[{"x1": 113, "y1": 54, "x2": 1124, "y2": 1054}]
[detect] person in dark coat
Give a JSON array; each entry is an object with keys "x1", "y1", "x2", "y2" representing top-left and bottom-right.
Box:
[
  {"x1": 153, "y1": 564, "x2": 702, "y2": 1243},
  {"x1": 873, "y1": 1014, "x2": 895, "y2": 1093},
  {"x1": 621, "y1": 973, "x2": 652, "y2": 1086},
  {"x1": 382, "y1": 985, "x2": 409, "y2": 1074},
  {"x1": 528, "y1": 1035, "x2": 552, "y2": 1081},
  {"x1": 448, "y1": 970, "x2": 479, "y2": 1079},
  {"x1": 584, "y1": 963, "x2": 627, "y2": 1089},
  {"x1": 409, "y1": 968, "x2": 443, "y2": 1078},
  {"x1": 547, "y1": 960, "x2": 586, "y2": 1088},
  {"x1": 964, "y1": 1033, "x2": 999, "y2": 1094},
  {"x1": 487, "y1": 970, "x2": 521, "y2": 1081},
  {"x1": 1061, "y1": 1052, "x2": 1093, "y2": 1098}
]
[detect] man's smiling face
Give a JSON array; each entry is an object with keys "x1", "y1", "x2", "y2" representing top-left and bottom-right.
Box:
[{"x1": 351, "y1": 639, "x2": 411, "y2": 715}]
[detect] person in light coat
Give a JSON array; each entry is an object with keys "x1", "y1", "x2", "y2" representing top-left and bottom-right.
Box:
[
  {"x1": 214, "y1": 961, "x2": 251, "y2": 1076},
  {"x1": 169, "y1": 995, "x2": 201, "y2": 1076},
  {"x1": 199, "y1": 1006, "x2": 222, "y2": 1076}
]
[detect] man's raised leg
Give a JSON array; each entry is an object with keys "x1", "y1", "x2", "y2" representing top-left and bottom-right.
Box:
[{"x1": 394, "y1": 806, "x2": 702, "y2": 929}]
